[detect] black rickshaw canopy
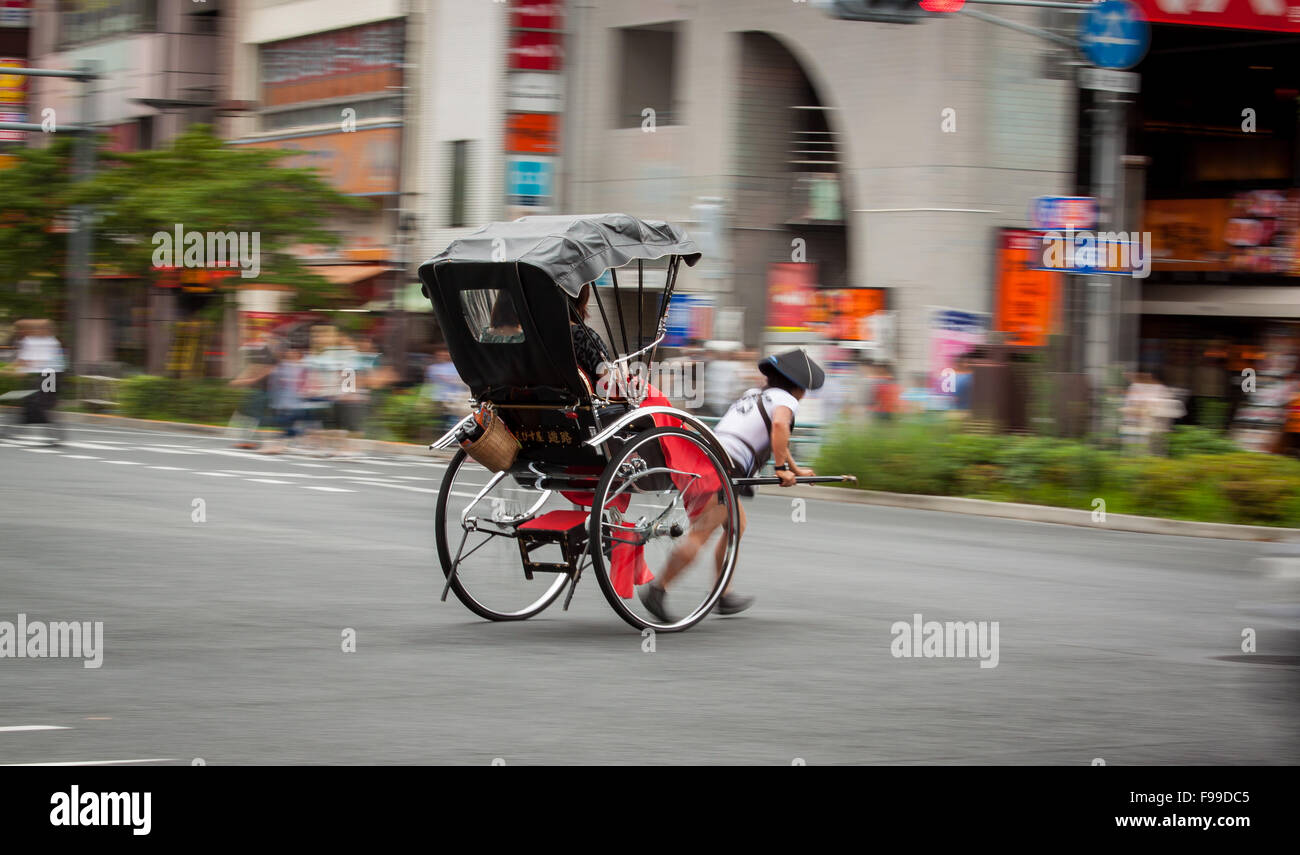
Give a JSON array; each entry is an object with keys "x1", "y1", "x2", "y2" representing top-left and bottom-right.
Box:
[{"x1": 419, "y1": 213, "x2": 701, "y2": 298}]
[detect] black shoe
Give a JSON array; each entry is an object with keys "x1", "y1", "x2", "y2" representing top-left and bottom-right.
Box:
[
  {"x1": 639, "y1": 583, "x2": 674, "y2": 623},
  {"x1": 715, "y1": 591, "x2": 755, "y2": 616}
]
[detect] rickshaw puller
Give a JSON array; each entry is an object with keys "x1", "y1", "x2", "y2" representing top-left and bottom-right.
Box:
[{"x1": 640, "y1": 348, "x2": 826, "y2": 622}]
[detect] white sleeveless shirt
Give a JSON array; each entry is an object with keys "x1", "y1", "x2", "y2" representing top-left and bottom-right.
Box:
[{"x1": 715, "y1": 387, "x2": 799, "y2": 475}]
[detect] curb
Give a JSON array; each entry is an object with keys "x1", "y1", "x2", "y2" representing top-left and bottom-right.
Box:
[
  {"x1": 23, "y1": 410, "x2": 1300, "y2": 542},
  {"x1": 763, "y1": 483, "x2": 1300, "y2": 543}
]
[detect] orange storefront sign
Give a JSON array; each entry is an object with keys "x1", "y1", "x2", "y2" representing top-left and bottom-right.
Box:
[
  {"x1": 994, "y1": 229, "x2": 1061, "y2": 348},
  {"x1": 506, "y1": 113, "x2": 558, "y2": 154},
  {"x1": 831, "y1": 288, "x2": 886, "y2": 341},
  {"x1": 233, "y1": 127, "x2": 399, "y2": 195}
]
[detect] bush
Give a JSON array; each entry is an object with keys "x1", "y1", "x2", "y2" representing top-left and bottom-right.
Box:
[
  {"x1": 1167, "y1": 425, "x2": 1240, "y2": 458},
  {"x1": 117, "y1": 375, "x2": 248, "y2": 425},
  {"x1": 816, "y1": 417, "x2": 1300, "y2": 527},
  {"x1": 374, "y1": 389, "x2": 439, "y2": 444}
]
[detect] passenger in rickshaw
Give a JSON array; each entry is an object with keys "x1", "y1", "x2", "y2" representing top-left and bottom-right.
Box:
[
  {"x1": 639, "y1": 349, "x2": 825, "y2": 622},
  {"x1": 566, "y1": 283, "x2": 611, "y2": 386}
]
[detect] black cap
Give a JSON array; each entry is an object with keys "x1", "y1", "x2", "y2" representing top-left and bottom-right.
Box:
[{"x1": 758, "y1": 348, "x2": 825, "y2": 391}]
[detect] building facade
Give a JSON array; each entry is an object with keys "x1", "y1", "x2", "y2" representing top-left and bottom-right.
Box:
[{"x1": 562, "y1": 0, "x2": 1077, "y2": 386}]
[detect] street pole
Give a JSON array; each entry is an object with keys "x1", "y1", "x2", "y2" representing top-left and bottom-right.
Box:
[
  {"x1": 1, "y1": 63, "x2": 99, "y2": 373},
  {"x1": 67, "y1": 62, "x2": 98, "y2": 374}
]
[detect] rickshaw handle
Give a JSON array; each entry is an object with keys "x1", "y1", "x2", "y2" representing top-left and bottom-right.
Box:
[{"x1": 730, "y1": 475, "x2": 858, "y2": 487}]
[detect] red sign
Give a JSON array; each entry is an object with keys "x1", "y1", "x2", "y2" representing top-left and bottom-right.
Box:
[
  {"x1": 512, "y1": 0, "x2": 562, "y2": 30},
  {"x1": 509, "y1": 30, "x2": 563, "y2": 71},
  {"x1": 1134, "y1": 0, "x2": 1300, "y2": 34},
  {"x1": 505, "y1": 112, "x2": 559, "y2": 154},
  {"x1": 765, "y1": 263, "x2": 818, "y2": 332}
]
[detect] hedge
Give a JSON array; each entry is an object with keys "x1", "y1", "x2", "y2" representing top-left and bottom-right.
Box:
[{"x1": 815, "y1": 420, "x2": 1300, "y2": 528}]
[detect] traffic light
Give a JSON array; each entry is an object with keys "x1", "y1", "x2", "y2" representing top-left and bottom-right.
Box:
[{"x1": 821, "y1": 0, "x2": 929, "y2": 24}]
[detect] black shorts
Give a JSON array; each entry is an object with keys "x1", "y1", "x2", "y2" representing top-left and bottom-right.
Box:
[{"x1": 727, "y1": 458, "x2": 755, "y2": 499}]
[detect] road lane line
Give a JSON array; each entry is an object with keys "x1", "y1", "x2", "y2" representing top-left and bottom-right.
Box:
[
  {"x1": 1, "y1": 758, "x2": 177, "y2": 767},
  {"x1": 302, "y1": 486, "x2": 354, "y2": 492},
  {"x1": 0, "y1": 725, "x2": 70, "y2": 733},
  {"x1": 247, "y1": 478, "x2": 292, "y2": 484}
]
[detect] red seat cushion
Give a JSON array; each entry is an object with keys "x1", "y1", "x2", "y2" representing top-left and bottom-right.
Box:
[{"x1": 518, "y1": 509, "x2": 590, "y2": 532}]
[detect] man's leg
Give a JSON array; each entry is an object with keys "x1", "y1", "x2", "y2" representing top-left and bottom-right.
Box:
[
  {"x1": 656, "y1": 499, "x2": 726, "y2": 591},
  {"x1": 715, "y1": 501, "x2": 746, "y2": 594}
]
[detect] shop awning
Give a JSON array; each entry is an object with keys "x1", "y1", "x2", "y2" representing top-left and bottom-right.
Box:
[{"x1": 1136, "y1": 285, "x2": 1300, "y2": 319}]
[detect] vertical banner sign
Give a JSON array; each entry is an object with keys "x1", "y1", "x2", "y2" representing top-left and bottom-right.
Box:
[
  {"x1": 994, "y1": 228, "x2": 1062, "y2": 347},
  {"x1": 0, "y1": 58, "x2": 28, "y2": 143},
  {"x1": 765, "y1": 263, "x2": 819, "y2": 333},
  {"x1": 928, "y1": 307, "x2": 989, "y2": 393},
  {"x1": 505, "y1": 1, "x2": 564, "y2": 215}
]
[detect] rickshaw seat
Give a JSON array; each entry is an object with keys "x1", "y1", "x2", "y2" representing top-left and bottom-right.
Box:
[{"x1": 519, "y1": 510, "x2": 589, "y2": 533}]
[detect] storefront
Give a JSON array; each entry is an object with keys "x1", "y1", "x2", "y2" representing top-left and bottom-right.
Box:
[{"x1": 1130, "y1": 5, "x2": 1300, "y2": 434}]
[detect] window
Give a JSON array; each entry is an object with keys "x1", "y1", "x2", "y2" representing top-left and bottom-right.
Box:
[
  {"x1": 57, "y1": 0, "x2": 157, "y2": 49},
  {"x1": 460, "y1": 289, "x2": 524, "y2": 343},
  {"x1": 613, "y1": 23, "x2": 680, "y2": 129},
  {"x1": 449, "y1": 141, "x2": 470, "y2": 228}
]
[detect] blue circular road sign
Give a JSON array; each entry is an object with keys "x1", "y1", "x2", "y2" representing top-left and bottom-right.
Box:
[{"x1": 1079, "y1": 0, "x2": 1150, "y2": 71}]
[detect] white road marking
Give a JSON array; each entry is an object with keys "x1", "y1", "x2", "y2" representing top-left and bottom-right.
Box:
[
  {"x1": 22, "y1": 448, "x2": 60, "y2": 454},
  {"x1": 247, "y1": 478, "x2": 291, "y2": 485},
  {"x1": 0, "y1": 725, "x2": 70, "y2": 733},
  {"x1": 101, "y1": 460, "x2": 141, "y2": 465},
  {"x1": 197, "y1": 472, "x2": 239, "y2": 477},
  {"x1": 350, "y1": 480, "x2": 438, "y2": 494},
  {"x1": 64, "y1": 454, "x2": 99, "y2": 460},
  {"x1": 302, "y1": 486, "x2": 354, "y2": 493},
  {"x1": 149, "y1": 466, "x2": 188, "y2": 471},
  {"x1": 1, "y1": 758, "x2": 176, "y2": 767}
]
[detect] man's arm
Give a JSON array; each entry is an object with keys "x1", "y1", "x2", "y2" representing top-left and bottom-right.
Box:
[{"x1": 770, "y1": 405, "x2": 814, "y2": 486}]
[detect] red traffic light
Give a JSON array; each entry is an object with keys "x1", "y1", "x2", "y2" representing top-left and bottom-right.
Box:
[{"x1": 919, "y1": 0, "x2": 966, "y2": 11}]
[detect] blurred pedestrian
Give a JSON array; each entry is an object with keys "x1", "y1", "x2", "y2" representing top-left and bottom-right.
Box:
[
  {"x1": 258, "y1": 346, "x2": 309, "y2": 455},
  {"x1": 871, "y1": 363, "x2": 901, "y2": 422},
  {"x1": 8, "y1": 319, "x2": 66, "y2": 445},
  {"x1": 426, "y1": 345, "x2": 469, "y2": 435},
  {"x1": 1120, "y1": 371, "x2": 1185, "y2": 455},
  {"x1": 228, "y1": 335, "x2": 278, "y2": 449}
]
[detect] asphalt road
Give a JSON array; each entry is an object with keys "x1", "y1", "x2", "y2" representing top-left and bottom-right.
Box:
[{"x1": 1, "y1": 422, "x2": 1297, "y2": 765}]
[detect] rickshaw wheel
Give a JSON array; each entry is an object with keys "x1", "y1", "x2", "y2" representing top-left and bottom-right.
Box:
[
  {"x1": 588, "y1": 426, "x2": 739, "y2": 632},
  {"x1": 435, "y1": 448, "x2": 570, "y2": 621}
]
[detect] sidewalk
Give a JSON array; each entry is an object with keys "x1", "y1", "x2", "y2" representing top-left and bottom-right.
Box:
[{"x1": 27, "y1": 409, "x2": 1300, "y2": 543}]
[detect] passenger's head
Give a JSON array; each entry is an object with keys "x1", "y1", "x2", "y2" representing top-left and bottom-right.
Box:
[{"x1": 568, "y1": 283, "x2": 592, "y2": 322}]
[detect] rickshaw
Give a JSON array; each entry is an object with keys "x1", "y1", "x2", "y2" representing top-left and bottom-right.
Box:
[{"x1": 419, "y1": 214, "x2": 849, "y2": 632}]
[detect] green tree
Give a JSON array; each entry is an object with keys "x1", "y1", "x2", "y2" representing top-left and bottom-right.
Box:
[
  {"x1": 70, "y1": 124, "x2": 366, "y2": 309},
  {"x1": 0, "y1": 137, "x2": 77, "y2": 322}
]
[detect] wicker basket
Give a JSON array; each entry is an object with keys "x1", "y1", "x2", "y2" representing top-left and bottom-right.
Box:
[{"x1": 461, "y1": 407, "x2": 520, "y2": 472}]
